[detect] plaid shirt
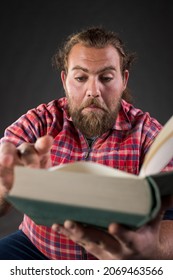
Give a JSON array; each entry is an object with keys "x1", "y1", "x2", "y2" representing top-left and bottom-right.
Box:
[{"x1": 1, "y1": 97, "x2": 173, "y2": 259}]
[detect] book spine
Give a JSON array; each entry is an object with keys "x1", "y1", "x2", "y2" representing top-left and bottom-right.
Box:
[{"x1": 145, "y1": 176, "x2": 161, "y2": 220}]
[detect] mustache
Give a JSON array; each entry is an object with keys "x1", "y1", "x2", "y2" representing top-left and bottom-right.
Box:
[{"x1": 80, "y1": 99, "x2": 108, "y2": 112}]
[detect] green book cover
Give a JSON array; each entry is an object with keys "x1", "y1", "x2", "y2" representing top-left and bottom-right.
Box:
[{"x1": 6, "y1": 162, "x2": 163, "y2": 229}]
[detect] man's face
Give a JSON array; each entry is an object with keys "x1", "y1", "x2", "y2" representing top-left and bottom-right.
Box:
[{"x1": 61, "y1": 43, "x2": 129, "y2": 138}]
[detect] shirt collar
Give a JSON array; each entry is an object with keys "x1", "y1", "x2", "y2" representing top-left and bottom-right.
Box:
[{"x1": 113, "y1": 99, "x2": 132, "y2": 131}]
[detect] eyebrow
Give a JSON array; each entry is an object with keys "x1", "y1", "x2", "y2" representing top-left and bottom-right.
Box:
[{"x1": 71, "y1": 66, "x2": 117, "y2": 74}]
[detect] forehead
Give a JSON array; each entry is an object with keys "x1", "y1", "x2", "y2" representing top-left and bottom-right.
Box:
[{"x1": 67, "y1": 43, "x2": 121, "y2": 70}]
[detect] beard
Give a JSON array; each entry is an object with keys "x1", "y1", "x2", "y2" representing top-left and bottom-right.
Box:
[{"x1": 67, "y1": 96, "x2": 121, "y2": 138}]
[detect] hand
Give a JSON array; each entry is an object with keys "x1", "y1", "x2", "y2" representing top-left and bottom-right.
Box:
[
  {"x1": 52, "y1": 220, "x2": 160, "y2": 259},
  {"x1": 52, "y1": 196, "x2": 173, "y2": 259},
  {"x1": 16, "y1": 135, "x2": 53, "y2": 169},
  {"x1": 0, "y1": 135, "x2": 53, "y2": 215}
]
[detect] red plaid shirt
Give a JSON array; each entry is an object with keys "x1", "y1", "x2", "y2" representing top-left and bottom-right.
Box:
[{"x1": 1, "y1": 97, "x2": 173, "y2": 259}]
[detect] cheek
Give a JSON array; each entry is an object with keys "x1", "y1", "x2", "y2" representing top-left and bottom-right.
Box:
[
  {"x1": 102, "y1": 87, "x2": 122, "y2": 109},
  {"x1": 66, "y1": 84, "x2": 84, "y2": 107},
  {"x1": 66, "y1": 80, "x2": 83, "y2": 99}
]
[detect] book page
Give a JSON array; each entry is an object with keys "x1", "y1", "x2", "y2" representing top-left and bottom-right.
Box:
[
  {"x1": 49, "y1": 161, "x2": 136, "y2": 178},
  {"x1": 140, "y1": 115, "x2": 173, "y2": 177},
  {"x1": 11, "y1": 166, "x2": 150, "y2": 215}
]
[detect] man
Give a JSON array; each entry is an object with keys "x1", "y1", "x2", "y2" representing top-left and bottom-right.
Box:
[{"x1": 0, "y1": 27, "x2": 173, "y2": 260}]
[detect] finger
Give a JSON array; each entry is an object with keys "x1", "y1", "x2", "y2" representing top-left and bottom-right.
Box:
[
  {"x1": 0, "y1": 142, "x2": 17, "y2": 167},
  {"x1": 109, "y1": 223, "x2": 135, "y2": 242},
  {"x1": 108, "y1": 223, "x2": 146, "y2": 256},
  {"x1": 52, "y1": 221, "x2": 90, "y2": 242},
  {"x1": 108, "y1": 220, "x2": 160, "y2": 254},
  {"x1": 17, "y1": 135, "x2": 53, "y2": 168},
  {"x1": 34, "y1": 135, "x2": 53, "y2": 168},
  {"x1": 17, "y1": 143, "x2": 40, "y2": 167},
  {"x1": 0, "y1": 142, "x2": 17, "y2": 191},
  {"x1": 0, "y1": 143, "x2": 16, "y2": 215},
  {"x1": 52, "y1": 221, "x2": 122, "y2": 259},
  {"x1": 34, "y1": 135, "x2": 54, "y2": 155}
]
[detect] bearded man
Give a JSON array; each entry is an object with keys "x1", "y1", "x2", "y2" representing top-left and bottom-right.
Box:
[{"x1": 0, "y1": 27, "x2": 173, "y2": 260}]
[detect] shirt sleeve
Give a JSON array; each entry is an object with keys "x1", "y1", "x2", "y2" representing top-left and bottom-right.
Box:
[{"x1": 0, "y1": 101, "x2": 62, "y2": 147}]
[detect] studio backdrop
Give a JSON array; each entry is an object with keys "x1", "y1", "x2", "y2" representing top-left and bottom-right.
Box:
[{"x1": 0, "y1": 0, "x2": 172, "y2": 236}]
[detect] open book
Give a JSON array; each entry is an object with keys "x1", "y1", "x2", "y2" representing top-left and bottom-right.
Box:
[{"x1": 6, "y1": 115, "x2": 173, "y2": 228}]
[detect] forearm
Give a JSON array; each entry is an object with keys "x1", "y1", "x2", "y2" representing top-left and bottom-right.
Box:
[
  {"x1": 0, "y1": 194, "x2": 11, "y2": 216},
  {"x1": 156, "y1": 220, "x2": 173, "y2": 259}
]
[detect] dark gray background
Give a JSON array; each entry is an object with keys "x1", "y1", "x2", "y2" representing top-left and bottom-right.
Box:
[{"x1": 0, "y1": 0, "x2": 173, "y2": 237}]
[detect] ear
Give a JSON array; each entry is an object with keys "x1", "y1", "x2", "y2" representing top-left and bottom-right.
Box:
[
  {"x1": 123, "y1": 70, "x2": 129, "y2": 89},
  {"x1": 61, "y1": 71, "x2": 67, "y2": 90}
]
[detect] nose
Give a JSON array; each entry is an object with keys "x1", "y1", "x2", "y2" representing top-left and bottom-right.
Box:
[{"x1": 86, "y1": 78, "x2": 101, "y2": 98}]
